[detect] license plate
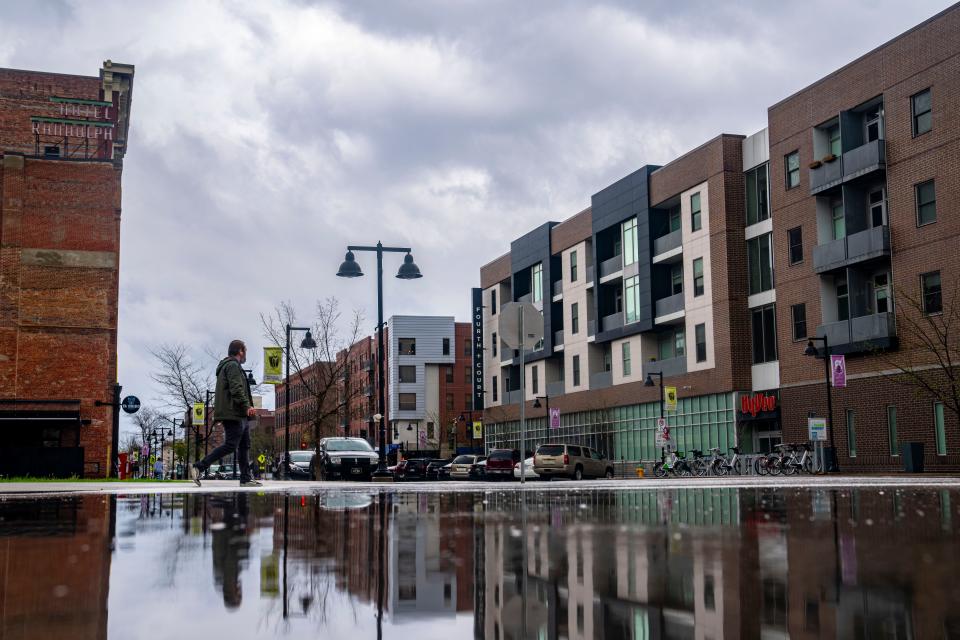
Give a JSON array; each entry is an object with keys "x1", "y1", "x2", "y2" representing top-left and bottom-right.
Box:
[{"x1": 350, "y1": 468, "x2": 363, "y2": 474}]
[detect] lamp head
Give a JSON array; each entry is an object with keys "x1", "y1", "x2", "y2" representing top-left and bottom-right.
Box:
[
  {"x1": 373, "y1": 413, "x2": 383, "y2": 422},
  {"x1": 300, "y1": 330, "x2": 318, "y2": 350},
  {"x1": 804, "y1": 340, "x2": 819, "y2": 357},
  {"x1": 396, "y1": 252, "x2": 423, "y2": 280},
  {"x1": 643, "y1": 374, "x2": 655, "y2": 387},
  {"x1": 246, "y1": 371, "x2": 257, "y2": 385},
  {"x1": 336, "y1": 251, "x2": 363, "y2": 278},
  {"x1": 533, "y1": 398, "x2": 542, "y2": 409}
]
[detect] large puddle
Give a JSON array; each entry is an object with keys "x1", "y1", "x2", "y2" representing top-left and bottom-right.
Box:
[{"x1": 0, "y1": 486, "x2": 957, "y2": 638}]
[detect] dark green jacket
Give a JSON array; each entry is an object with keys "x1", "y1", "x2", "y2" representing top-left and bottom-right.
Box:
[{"x1": 215, "y1": 357, "x2": 253, "y2": 421}]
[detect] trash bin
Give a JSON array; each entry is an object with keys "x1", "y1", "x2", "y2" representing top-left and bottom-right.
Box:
[
  {"x1": 822, "y1": 446, "x2": 839, "y2": 473},
  {"x1": 902, "y1": 442, "x2": 925, "y2": 473}
]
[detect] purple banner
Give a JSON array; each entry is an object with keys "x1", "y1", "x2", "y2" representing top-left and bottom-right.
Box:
[
  {"x1": 831, "y1": 354, "x2": 846, "y2": 387},
  {"x1": 549, "y1": 407, "x2": 561, "y2": 429}
]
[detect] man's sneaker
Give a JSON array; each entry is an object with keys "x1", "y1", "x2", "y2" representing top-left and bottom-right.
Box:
[
  {"x1": 240, "y1": 479, "x2": 262, "y2": 487},
  {"x1": 190, "y1": 465, "x2": 202, "y2": 487}
]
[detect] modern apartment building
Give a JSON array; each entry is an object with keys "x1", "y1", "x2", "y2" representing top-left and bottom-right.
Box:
[{"x1": 480, "y1": 5, "x2": 960, "y2": 469}]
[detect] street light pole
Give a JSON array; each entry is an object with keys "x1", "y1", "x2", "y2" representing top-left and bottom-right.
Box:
[
  {"x1": 805, "y1": 336, "x2": 838, "y2": 472},
  {"x1": 644, "y1": 371, "x2": 665, "y2": 460},
  {"x1": 203, "y1": 389, "x2": 213, "y2": 458},
  {"x1": 337, "y1": 242, "x2": 423, "y2": 479},
  {"x1": 284, "y1": 324, "x2": 317, "y2": 479}
]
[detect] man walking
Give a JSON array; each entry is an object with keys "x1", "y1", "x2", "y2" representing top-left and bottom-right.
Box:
[{"x1": 191, "y1": 340, "x2": 261, "y2": 487}]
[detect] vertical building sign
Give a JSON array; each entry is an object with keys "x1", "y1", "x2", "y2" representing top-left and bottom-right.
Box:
[{"x1": 472, "y1": 288, "x2": 485, "y2": 411}]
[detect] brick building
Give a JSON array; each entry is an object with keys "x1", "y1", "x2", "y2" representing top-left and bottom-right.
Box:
[
  {"x1": 337, "y1": 334, "x2": 382, "y2": 442},
  {"x1": 274, "y1": 359, "x2": 335, "y2": 453},
  {"x1": 478, "y1": 5, "x2": 960, "y2": 471},
  {"x1": 0, "y1": 61, "x2": 134, "y2": 477}
]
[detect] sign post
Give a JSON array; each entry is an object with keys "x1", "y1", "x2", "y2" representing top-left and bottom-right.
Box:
[
  {"x1": 498, "y1": 302, "x2": 544, "y2": 486},
  {"x1": 808, "y1": 417, "x2": 828, "y2": 473},
  {"x1": 655, "y1": 417, "x2": 672, "y2": 450}
]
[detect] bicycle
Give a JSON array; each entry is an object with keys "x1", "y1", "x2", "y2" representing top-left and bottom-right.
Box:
[
  {"x1": 781, "y1": 443, "x2": 817, "y2": 475},
  {"x1": 753, "y1": 451, "x2": 779, "y2": 476},
  {"x1": 709, "y1": 447, "x2": 743, "y2": 476},
  {"x1": 688, "y1": 449, "x2": 710, "y2": 477},
  {"x1": 653, "y1": 449, "x2": 693, "y2": 478}
]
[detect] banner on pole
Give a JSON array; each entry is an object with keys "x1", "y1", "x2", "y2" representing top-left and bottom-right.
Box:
[
  {"x1": 549, "y1": 407, "x2": 561, "y2": 429},
  {"x1": 263, "y1": 347, "x2": 283, "y2": 385},
  {"x1": 192, "y1": 403, "x2": 205, "y2": 426},
  {"x1": 664, "y1": 386, "x2": 678, "y2": 411},
  {"x1": 830, "y1": 355, "x2": 846, "y2": 387},
  {"x1": 472, "y1": 420, "x2": 483, "y2": 440}
]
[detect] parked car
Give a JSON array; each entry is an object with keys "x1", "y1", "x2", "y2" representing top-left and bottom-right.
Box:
[
  {"x1": 314, "y1": 437, "x2": 379, "y2": 481},
  {"x1": 279, "y1": 451, "x2": 316, "y2": 480},
  {"x1": 514, "y1": 456, "x2": 539, "y2": 480},
  {"x1": 450, "y1": 454, "x2": 486, "y2": 480},
  {"x1": 202, "y1": 464, "x2": 221, "y2": 480},
  {"x1": 470, "y1": 458, "x2": 488, "y2": 480},
  {"x1": 217, "y1": 464, "x2": 236, "y2": 479},
  {"x1": 426, "y1": 458, "x2": 453, "y2": 480},
  {"x1": 485, "y1": 449, "x2": 529, "y2": 480},
  {"x1": 533, "y1": 444, "x2": 614, "y2": 480},
  {"x1": 395, "y1": 458, "x2": 431, "y2": 481}
]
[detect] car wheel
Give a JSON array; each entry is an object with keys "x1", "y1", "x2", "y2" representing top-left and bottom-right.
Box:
[
  {"x1": 573, "y1": 466, "x2": 583, "y2": 481},
  {"x1": 605, "y1": 468, "x2": 614, "y2": 479}
]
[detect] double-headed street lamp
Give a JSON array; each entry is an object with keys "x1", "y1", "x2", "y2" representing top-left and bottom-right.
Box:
[
  {"x1": 337, "y1": 242, "x2": 422, "y2": 479},
  {"x1": 284, "y1": 324, "x2": 317, "y2": 478},
  {"x1": 804, "y1": 336, "x2": 838, "y2": 472}
]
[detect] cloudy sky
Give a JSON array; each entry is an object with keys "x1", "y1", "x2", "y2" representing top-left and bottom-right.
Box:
[{"x1": 0, "y1": 0, "x2": 952, "y2": 434}]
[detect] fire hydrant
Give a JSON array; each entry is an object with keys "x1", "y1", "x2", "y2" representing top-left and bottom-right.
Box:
[{"x1": 636, "y1": 466, "x2": 645, "y2": 478}]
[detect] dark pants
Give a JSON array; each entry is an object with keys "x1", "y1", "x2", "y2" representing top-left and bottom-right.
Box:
[{"x1": 198, "y1": 420, "x2": 251, "y2": 482}]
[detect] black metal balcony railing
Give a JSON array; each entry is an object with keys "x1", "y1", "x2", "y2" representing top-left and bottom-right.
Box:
[
  {"x1": 599, "y1": 254, "x2": 623, "y2": 278},
  {"x1": 813, "y1": 225, "x2": 890, "y2": 274},
  {"x1": 653, "y1": 229, "x2": 683, "y2": 257},
  {"x1": 655, "y1": 292, "x2": 685, "y2": 319}
]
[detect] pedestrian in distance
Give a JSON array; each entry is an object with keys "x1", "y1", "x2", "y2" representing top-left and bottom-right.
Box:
[
  {"x1": 154, "y1": 457, "x2": 163, "y2": 480},
  {"x1": 190, "y1": 340, "x2": 262, "y2": 487}
]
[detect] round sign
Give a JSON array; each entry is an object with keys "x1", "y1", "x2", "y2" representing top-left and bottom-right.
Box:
[{"x1": 121, "y1": 395, "x2": 141, "y2": 414}]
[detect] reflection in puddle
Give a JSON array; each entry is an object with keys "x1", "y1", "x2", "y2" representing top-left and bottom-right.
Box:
[{"x1": 0, "y1": 487, "x2": 957, "y2": 638}]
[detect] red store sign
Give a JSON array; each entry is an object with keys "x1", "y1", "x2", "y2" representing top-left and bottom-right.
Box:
[{"x1": 740, "y1": 393, "x2": 777, "y2": 418}]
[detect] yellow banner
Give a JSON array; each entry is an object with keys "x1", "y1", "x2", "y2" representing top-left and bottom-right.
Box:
[
  {"x1": 192, "y1": 402, "x2": 205, "y2": 426},
  {"x1": 664, "y1": 386, "x2": 678, "y2": 412},
  {"x1": 472, "y1": 420, "x2": 483, "y2": 439},
  {"x1": 263, "y1": 346, "x2": 283, "y2": 385}
]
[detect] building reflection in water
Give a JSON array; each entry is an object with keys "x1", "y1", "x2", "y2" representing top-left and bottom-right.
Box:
[{"x1": 0, "y1": 487, "x2": 958, "y2": 638}]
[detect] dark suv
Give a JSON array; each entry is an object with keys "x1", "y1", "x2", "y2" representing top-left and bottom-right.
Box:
[
  {"x1": 484, "y1": 449, "x2": 529, "y2": 480},
  {"x1": 314, "y1": 437, "x2": 380, "y2": 481},
  {"x1": 395, "y1": 458, "x2": 431, "y2": 481}
]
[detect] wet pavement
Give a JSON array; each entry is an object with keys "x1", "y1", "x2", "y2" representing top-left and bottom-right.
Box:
[{"x1": 1, "y1": 485, "x2": 958, "y2": 639}]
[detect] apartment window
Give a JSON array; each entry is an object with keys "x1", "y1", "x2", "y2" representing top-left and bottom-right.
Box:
[
  {"x1": 922, "y1": 271, "x2": 942, "y2": 314},
  {"x1": 624, "y1": 276, "x2": 641, "y2": 324},
  {"x1": 464, "y1": 365, "x2": 470, "y2": 382},
  {"x1": 916, "y1": 180, "x2": 936, "y2": 225},
  {"x1": 671, "y1": 263, "x2": 683, "y2": 295},
  {"x1": 788, "y1": 227, "x2": 803, "y2": 265},
  {"x1": 572, "y1": 355, "x2": 581, "y2": 387},
  {"x1": 826, "y1": 124, "x2": 841, "y2": 156},
  {"x1": 935, "y1": 402, "x2": 946, "y2": 455},
  {"x1": 690, "y1": 192, "x2": 702, "y2": 232},
  {"x1": 491, "y1": 289, "x2": 497, "y2": 315},
  {"x1": 445, "y1": 366, "x2": 453, "y2": 383},
  {"x1": 532, "y1": 263, "x2": 543, "y2": 303},
  {"x1": 837, "y1": 281, "x2": 850, "y2": 322},
  {"x1": 830, "y1": 199, "x2": 845, "y2": 240},
  {"x1": 571, "y1": 302, "x2": 580, "y2": 334},
  {"x1": 622, "y1": 342, "x2": 632, "y2": 377},
  {"x1": 695, "y1": 323, "x2": 707, "y2": 363},
  {"x1": 442, "y1": 337, "x2": 450, "y2": 355},
  {"x1": 492, "y1": 376, "x2": 498, "y2": 402},
  {"x1": 658, "y1": 329, "x2": 685, "y2": 360},
  {"x1": 751, "y1": 305, "x2": 778, "y2": 364},
  {"x1": 868, "y1": 188, "x2": 886, "y2": 227},
  {"x1": 865, "y1": 103, "x2": 883, "y2": 142},
  {"x1": 464, "y1": 394, "x2": 472, "y2": 411},
  {"x1": 532, "y1": 366, "x2": 539, "y2": 395},
  {"x1": 492, "y1": 332, "x2": 497, "y2": 357},
  {"x1": 399, "y1": 365, "x2": 416, "y2": 383},
  {"x1": 463, "y1": 339, "x2": 471, "y2": 356},
  {"x1": 748, "y1": 233, "x2": 774, "y2": 294},
  {"x1": 874, "y1": 273, "x2": 891, "y2": 314},
  {"x1": 785, "y1": 151, "x2": 800, "y2": 189},
  {"x1": 570, "y1": 250, "x2": 578, "y2": 282},
  {"x1": 847, "y1": 409, "x2": 857, "y2": 457},
  {"x1": 693, "y1": 258, "x2": 705, "y2": 297},
  {"x1": 911, "y1": 88, "x2": 931, "y2": 136},
  {"x1": 399, "y1": 338, "x2": 416, "y2": 355},
  {"x1": 445, "y1": 393, "x2": 454, "y2": 410},
  {"x1": 791, "y1": 303, "x2": 807, "y2": 341},
  {"x1": 399, "y1": 393, "x2": 417, "y2": 411},
  {"x1": 887, "y1": 405, "x2": 899, "y2": 456},
  {"x1": 746, "y1": 163, "x2": 769, "y2": 225},
  {"x1": 669, "y1": 206, "x2": 681, "y2": 232},
  {"x1": 622, "y1": 217, "x2": 639, "y2": 266}
]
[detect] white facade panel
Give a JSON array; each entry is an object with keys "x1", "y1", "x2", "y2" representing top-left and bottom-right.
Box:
[{"x1": 742, "y1": 128, "x2": 769, "y2": 171}]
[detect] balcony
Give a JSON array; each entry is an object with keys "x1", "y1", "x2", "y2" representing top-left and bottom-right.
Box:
[
  {"x1": 815, "y1": 312, "x2": 896, "y2": 354},
  {"x1": 655, "y1": 292, "x2": 685, "y2": 320},
  {"x1": 842, "y1": 139, "x2": 885, "y2": 181},
  {"x1": 601, "y1": 312, "x2": 624, "y2": 332},
  {"x1": 599, "y1": 254, "x2": 623, "y2": 279},
  {"x1": 653, "y1": 229, "x2": 682, "y2": 260},
  {"x1": 554, "y1": 330, "x2": 563, "y2": 346},
  {"x1": 518, "y1": 293, "x2": 532, "y2": 304},
  {"x1": 590, "y1": 370, "x2": 612, "y2": 390},
  {"x1": 552, "y1": 280, "x2": 562, "y2": 297},
  {"x1": 809, "y1": 157, "x2": 844, "y2": 194},
  {"x1": 813, "y1": 225, "x2": 890, "y2": 274},
  {"x1": 588, "y1": 319, "x2": 597, "y2": 336},
  {"x1": 546, "y1": 381, "x2": 565, "y2": 397},
  {"x1": 502, "y1": 390, "x2": 522, "y2": 405},
  {"x1": 642, "y1": 356, "x2": 687, "y2": 380}
]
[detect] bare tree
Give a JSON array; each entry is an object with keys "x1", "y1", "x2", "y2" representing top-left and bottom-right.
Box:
[
  {"x1": 150, "y1": 343, "x2": 214, "y2": 454},
  {"x1": 130, "y1": 406, "x2": 164, "y2": 449},
  {"x1": 261, "y1": 297, "x2": 365, "y2": 450},
  {"x1": 879, "y1": 275, "x2": 960, "y2": 421}
]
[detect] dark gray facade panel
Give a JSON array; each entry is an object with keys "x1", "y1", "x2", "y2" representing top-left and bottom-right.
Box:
[{"x1": 509, "y1": 221, "x2": 558, "y2": 356}]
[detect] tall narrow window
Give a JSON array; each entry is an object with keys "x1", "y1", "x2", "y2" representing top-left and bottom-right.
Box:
[
  {"x1": 916, "y1": 180, "x2": 936, "y2": 226},
  {"x1": 695, "y1": 323, "x2": 707, "y2": 363},
  {"x1": 675, "y1": 329, "x2": 686, "y2": 358},
  {"x1": 746, "y1": 163, "x2": 770, "y2": 225},
  {"x1": 532, "y1": 366, "x2": 539, "y2": 395},
  {"x1": 788, "y1": 227, "x2": 803, "y2": 265},
  {"x1": 532, "y1": 263, "x2": 543, "y2": 303},
  {"x1": 865, "y1": 103, "x2": 883, "y2": 142},
  {"x1": 690, "y1": 192, "x2": 702, "y2": 232},
  {"x1": 935, "y1": 402, "x2": 946, "y2": 455},
  {"x1": 831, "y1": 199, "x2": 845, "y2": 240},
  {"x1": 571, "y1": 302, "x2": 580, "y2": 334},
  {"x1": 837, "y1": 281, "x2": 850, "y2": 322},
  {"x1": 912, "y1": 88, "x2": 931, "y2": 136},
  {"x1": 446, "y1": 393, "x2": 455, "y2": 410},
  {"x1": 622, "y1": 342, "x2": 632, "y2": 377},
  {"x1": 570, "y1": 250, "x2": 578, "y2": 282},
  {"x1": 492, "y1": 332, "x2": 497, "y2": 358},
  {"x1": 492, "y1": 375, "x2": 498, "y2": 402},
  {"x1": 748, "y1": 233, "x2": 774, "y2": 294},
  {"x1": 785, "y1": 151, "x2": 800, "y2": 189},
  {"x1": 826, "y1": 124, "x2": 841, "y2": 156},
  {"x1": 624, "y1": 276, "x2": 640, "y2": 324},
  {"x1": 446, "y1": 366, "x2": 454, "y2": 383},
  {"x1": 874, "y1": 273, "x2": 891, "y2": 314},
  {"x1": 491, "y1": 289, "x2": 497, "y2": 315},
  {"x1": 399, "y1": 365, "x2": 416, "y2": 383},
  {"x1": 693, "y1": 258, "x2": 705, "y2": 297},
  {"x1": 847, "y1": 409, "x2": 857, "y2": 457},
  {"x1": 442, "y1": 337, "x2": 450, "y2": 355},
  {"x1": 671, "y1": 263, "x2": 683, "y2": 295},
  {"x1": 464, "y1": 339, "x2": 471, "y2": 356},
  {"x1": 669, "y1": 206, "x2": 681, "y2": 232},
  {"x1": 869, "y1": 188, "x2": 886, "y2": 227},
  {"x1": 622, "y1": 217, "x2": 638, "y2": 266},
  {"x1": 572, "y1": 355, "x2": 581, "y2": 387},
  {"x1": 791, "y1": 304, "x2": 807, "y2": 341},
  {"x1": 751, "y1": 305, "x2": 778, "y2": 364},
  {"x1": 922, "y1": 271, "x2": 942, "y2": 314},
  {"x1": 887, "y1": 406, "x2": 899, "y2": 456}
]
